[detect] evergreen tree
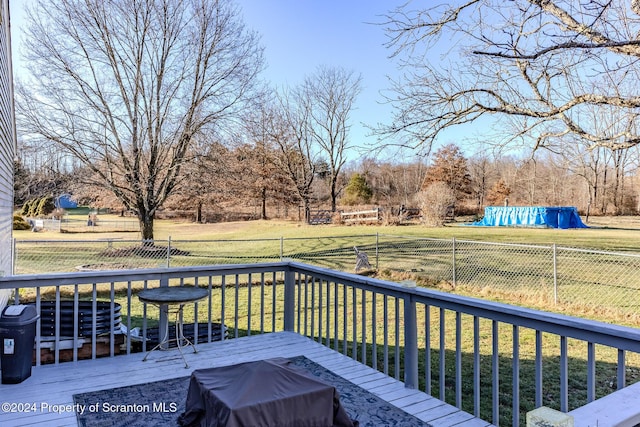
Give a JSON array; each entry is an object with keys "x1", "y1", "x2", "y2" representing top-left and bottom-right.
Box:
[
  {"x1": 341, "y1": 173, "x2": 373, "y2": 206},
  {"x1": 36, "y1": 196, "x2": 56, "y2": 217}
]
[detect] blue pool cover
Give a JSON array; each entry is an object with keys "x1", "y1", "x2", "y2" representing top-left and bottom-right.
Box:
[
  {"x1": 55, "y1": 193, "x2": 78, "y2": 209},
  {"x1": 471, "y1": 206, "x2": 588, "y2": 229}
]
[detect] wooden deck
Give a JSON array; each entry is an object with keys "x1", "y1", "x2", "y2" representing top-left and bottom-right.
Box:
[{"x1": 0, "y1": 332, "x2": 493, "y2": 426}]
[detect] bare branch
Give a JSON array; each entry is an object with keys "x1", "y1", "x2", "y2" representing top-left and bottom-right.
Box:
[
  {"x1": 376, "y1": 0, "x2": 640, "y2": 153},
  {"x1": 17, "y1": 0, "x2": 264, "y2": 239}
]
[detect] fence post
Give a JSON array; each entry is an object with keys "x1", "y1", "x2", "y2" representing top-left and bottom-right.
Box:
[
  {"x1": 403, "y1": 292, "x2": 419, "y2": 389},
  {"x1": 553, "y1": 243, "x2": 558, "y2": 304},
  {"x1": 283, "y1": 267, "x2": 295, "y2": 332},
  {"x1": 375, "y1": 233, "x2": 379, "y2": 271},
  {"x1": 280, "y1": 237, "x2": 284, "y2": 261},
  {"x1": 452, "y1": 237, "x2": 457, "y2": 288},
  {"x1": 166, "y1": 236, "x2": 171, "y2": 268}
]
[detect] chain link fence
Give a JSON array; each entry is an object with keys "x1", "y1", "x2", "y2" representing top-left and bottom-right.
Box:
[
  {"x1": 12, "y1": 235, "x2": 380, "y2": 274},
  {"x1": 13, "y1": 234, "x2": 640, "y2": 317},
  {"x1": 29, "y1": 218, "x2": 139, "y2": 233},
  {"x1": 555, "y1": 246, "x2": 640, "y2": 312},
  {"x1": 375, "y1": 235, "x2": 640, "y2": 316}
]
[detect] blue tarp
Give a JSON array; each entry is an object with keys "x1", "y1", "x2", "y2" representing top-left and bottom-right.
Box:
[
  {"x1": 472, "y1": 206, "x2": 588, "y2": 229},
  {"x1": 55, "y1": 194, "x2": 78, "y2": 209}
]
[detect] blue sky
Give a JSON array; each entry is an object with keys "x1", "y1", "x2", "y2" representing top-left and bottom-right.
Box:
[
  {"x1": 236, "y1": 1, "x2": 494, "y2": 160},
  {"x1": 237, "y1": 0, "x2": 403, "y2": 159},
  {"x1": 10, "y1": 1, "x2": 471, "y2": 162}
]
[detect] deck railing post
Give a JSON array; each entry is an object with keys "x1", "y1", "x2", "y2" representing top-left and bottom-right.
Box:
[
  {"x1": 158, "y1": 273, "x2": 169, "y2": 349},
  {"x1": 403, "y1": 292, "x2": 419, "y2": 389},
  {"x1": 284, "y1": 267, "x2": 295, "y2": 332}
]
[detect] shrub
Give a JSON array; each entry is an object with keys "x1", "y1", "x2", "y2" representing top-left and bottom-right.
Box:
[
  {"x1": 21, "y1": 200, "x2": 33, "y2": 216},
  {"x1": 381, "y1": 209, "x2": 402, "y2": 226},
  {"x1": 13, "y1": 214, "x2": 31, "y2": 230},
  {"x1": 51, "y1": 208, "x2": 66, "y2": 220},
  {"x1": 332, "y1": 211, "x2": 344, "y2": 225},
  {"x1": 36, "y1": 196, "x2": 56, "y2": 217},
  {"x1": 415, "y1": 182, "x2": 456, "y2": 226},
  {"x1": 26, "y1": 199, "x2": 39, "y2": 217}
]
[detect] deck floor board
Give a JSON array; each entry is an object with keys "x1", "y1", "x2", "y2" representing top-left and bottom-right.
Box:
[{"x1": 0, "y1": 332, "x2": 493, "y2": 426}]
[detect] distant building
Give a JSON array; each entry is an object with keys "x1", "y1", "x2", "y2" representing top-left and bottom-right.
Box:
[{"x1": 0, "y1": 0, "x2": 16, "y2": 311}]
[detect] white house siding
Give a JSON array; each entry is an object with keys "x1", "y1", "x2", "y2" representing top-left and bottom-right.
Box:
[{"x1": 0, "y1": 0, "x2": 16, "y2": 311}]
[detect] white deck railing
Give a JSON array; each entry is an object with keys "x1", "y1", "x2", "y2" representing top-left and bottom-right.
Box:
[{"x1": 1, "y1": 261, "x2": 639, "y2": 426}]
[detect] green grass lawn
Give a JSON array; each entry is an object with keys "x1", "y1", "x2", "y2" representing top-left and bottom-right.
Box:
[
  {"x1": 14, "y1": 216, "x2": 640, "y2": 324},
  {"x1": 13, "y1": 216, "x2": 640, "y2": 424},
  {"x1": 15, "y1": 214, "x2": 640, "y2": 252}
]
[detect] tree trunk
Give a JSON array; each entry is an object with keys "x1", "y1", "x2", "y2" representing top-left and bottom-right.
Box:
[
  {"x1": 330, "y1": 177, "x2": 337, "y2": 212},
  {"x1": 195, "y1": 200, "x2": 203, "y2": 223},
  {"x1": 303, "y1": 198, "x2": 310, "y2": 223},
  {"x1": 139, "y1": 212, "x2": 154, "y2": 243},
  {"x1": 601, "y1": 168, "x2": 608, "y2": 214},
  {"x1": 261, "y1": 187, "x2": 267, "y2": 219}
]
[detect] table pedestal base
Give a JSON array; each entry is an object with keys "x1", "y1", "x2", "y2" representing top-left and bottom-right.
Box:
[
  {"x1": 138, "y1": 286, "x2": 209, "y2": 368},
  {"x1": 142, "y1": 304, "x2": 197, "y2": 368}
]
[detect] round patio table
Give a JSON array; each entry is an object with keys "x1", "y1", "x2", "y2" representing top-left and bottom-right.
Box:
[{"x1": 138, "y1": 286, "x2": 209, "y2": 368}]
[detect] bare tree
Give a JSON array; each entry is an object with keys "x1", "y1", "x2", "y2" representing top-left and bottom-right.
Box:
[
  {"x1": 241, "y1": 99, "x2": 297, "y2": 220},
  {"x1": 301, "y1": 66, "x2": 362, "y2": 212},
  {"x1": 17, "y1": 0, "x2": 264, "y2": 240},
  {"x1": 166, "y1": 136, "x2": 233, "y2": 223},
  {"x1": 415, "y1": 182, "x2": 456, "y2": 226},
  {"x1": 271, "y1": 89, "x2": 318, "y2": 222},
  {"x1": 380, "y1": 1, "x2": 640, "y2": 153},
  {"x1": 467, "y1": 153, "x2": 496, "y2": 212},
  {"x1": 13, "y1": 157, "x2": 76, "y2": 206}
]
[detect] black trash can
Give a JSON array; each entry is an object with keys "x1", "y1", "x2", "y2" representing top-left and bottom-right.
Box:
[{"x1": 0, "y1": 305, "x2": 39, "y2": 384}]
